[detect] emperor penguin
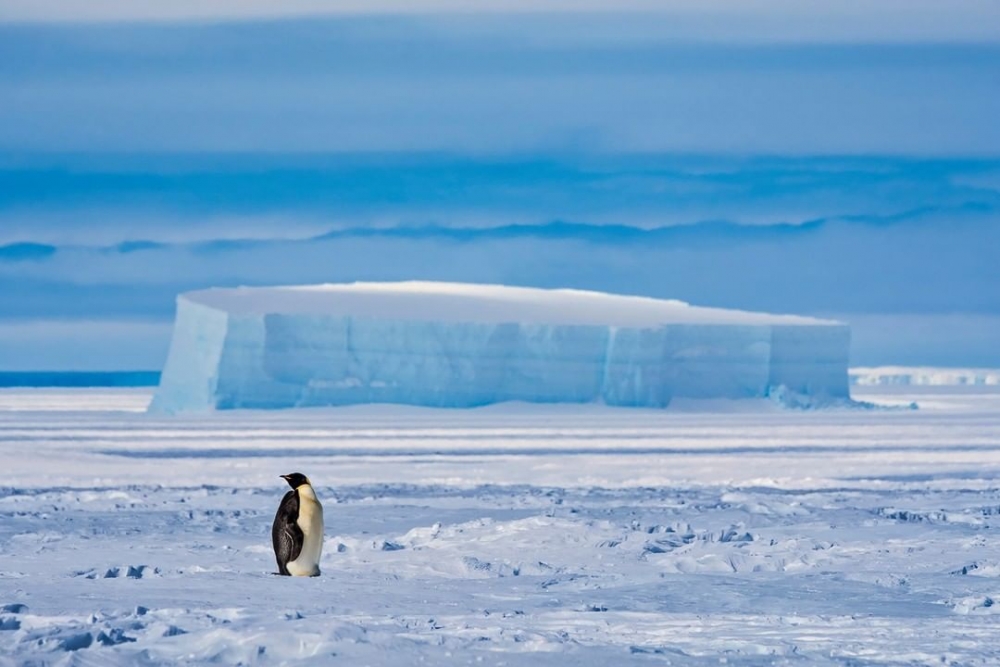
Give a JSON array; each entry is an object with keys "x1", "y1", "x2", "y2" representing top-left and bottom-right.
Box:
[{"x1": 272, "y1": 473, "x2": 324, "y2": 576}]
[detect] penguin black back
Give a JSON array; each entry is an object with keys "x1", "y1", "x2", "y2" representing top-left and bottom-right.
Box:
[{"x1": 272, "y1": 474, "x2": 305, "y2": 575}]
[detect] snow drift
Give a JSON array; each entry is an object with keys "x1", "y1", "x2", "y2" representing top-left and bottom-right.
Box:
[{"x1": 149, "y1": 282, "x2": 850, "y2": 412}]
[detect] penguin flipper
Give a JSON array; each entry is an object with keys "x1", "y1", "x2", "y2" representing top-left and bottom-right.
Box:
[{"x1": 272, "y1": 490, "x2": 304, "y2": 575}]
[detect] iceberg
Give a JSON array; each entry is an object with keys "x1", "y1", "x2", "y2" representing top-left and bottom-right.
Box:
[{"x1": 149, "y1": 282, "x2": 850, "y2": 412}]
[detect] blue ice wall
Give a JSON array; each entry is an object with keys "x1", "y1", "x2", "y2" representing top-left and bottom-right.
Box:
[{"x1": 150, "y1": 301, "x2": 850, "y2": 412}]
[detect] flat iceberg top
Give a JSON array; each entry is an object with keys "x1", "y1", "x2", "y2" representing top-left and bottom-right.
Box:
[{"x1": 183, "y1": 282, "x2": 839, "y2": 327}]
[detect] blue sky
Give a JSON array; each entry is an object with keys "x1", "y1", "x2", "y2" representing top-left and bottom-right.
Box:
[{"x1": 1, "y1": 2, "x2": 999, "y2": 369}]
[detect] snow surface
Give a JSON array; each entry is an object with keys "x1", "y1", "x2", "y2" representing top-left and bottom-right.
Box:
[
  {"x1": 152, "y1": 282, "x2": 850, "y2": 412},
  {"x1": 2, "y1": 387, "x2": 1000, "y2": 665},
  {"x1": 182, "y1": 282, "x2": 835, "y2": 327}
]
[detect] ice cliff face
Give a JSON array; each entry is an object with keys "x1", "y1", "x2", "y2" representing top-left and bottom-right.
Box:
[{"x1": 149, "y1": 282, "x2": 850, "y2": 412}]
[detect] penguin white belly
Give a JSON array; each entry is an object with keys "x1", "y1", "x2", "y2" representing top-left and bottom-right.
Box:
[{"x1": 287, "y1": 485, "x2": 324, "y2": 577}]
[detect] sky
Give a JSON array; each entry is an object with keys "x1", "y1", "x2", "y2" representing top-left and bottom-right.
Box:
[{"x1": 1, "y1": 1, "x2": 999, "y2": 369}]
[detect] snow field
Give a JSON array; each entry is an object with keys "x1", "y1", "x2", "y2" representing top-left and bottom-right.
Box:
[{"x1": 1, "y1": 388, "x2": 1000, "y2": 665}]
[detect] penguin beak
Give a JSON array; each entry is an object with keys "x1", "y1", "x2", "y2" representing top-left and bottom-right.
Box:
[{"x1": 279, "y1": 474, "x2": 290, "y2": 480}]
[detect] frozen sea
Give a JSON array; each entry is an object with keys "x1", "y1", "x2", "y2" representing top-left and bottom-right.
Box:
[{"x1": 1, "y1": 387, "x2": 1000, "y2": 666}]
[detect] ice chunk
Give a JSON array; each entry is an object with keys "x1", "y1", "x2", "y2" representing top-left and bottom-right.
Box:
[{"x1": 149, "y1": 282, "x2": 850, "y2": 412}]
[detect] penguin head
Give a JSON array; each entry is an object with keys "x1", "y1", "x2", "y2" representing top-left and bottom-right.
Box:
[{"x1": 280, "y1": 472, "x2": 310, "y2": 489}]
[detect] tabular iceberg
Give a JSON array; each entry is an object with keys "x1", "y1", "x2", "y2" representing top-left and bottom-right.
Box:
[{"x1": 149, "y1": 282, "x2": 850, "y2": 413}]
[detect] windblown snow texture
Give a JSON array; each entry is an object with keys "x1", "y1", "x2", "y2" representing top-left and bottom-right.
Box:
[
  {"x1": 150, "y1": 282, "x2": 850, "y2": 412},
  {"x1": 3, "y1": 387, "x2": 1000, "y2": 666}
]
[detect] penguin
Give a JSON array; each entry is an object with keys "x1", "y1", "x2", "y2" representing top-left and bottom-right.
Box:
[{"x1": 272, "y1": 472, "x2": 324, "y2": 576}]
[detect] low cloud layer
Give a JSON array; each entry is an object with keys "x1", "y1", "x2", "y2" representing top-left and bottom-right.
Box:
[
  {"x1": 2, "y1": 19, "x2": 999, "y2": 154},
  {"x1": 2, "y1": 211, "x2": 997, "y2": 316},
  {"x1": 3, "y1": 154, "x2": 998, "y2": 243}
]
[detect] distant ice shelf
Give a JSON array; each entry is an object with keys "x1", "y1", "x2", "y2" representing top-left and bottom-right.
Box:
[
  {"x1": 851, "y1": 367, "x2": 1000, "y2": 386},
  {"x1": 149, "y1": 282, "x2": 851, "y2": 412}
]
